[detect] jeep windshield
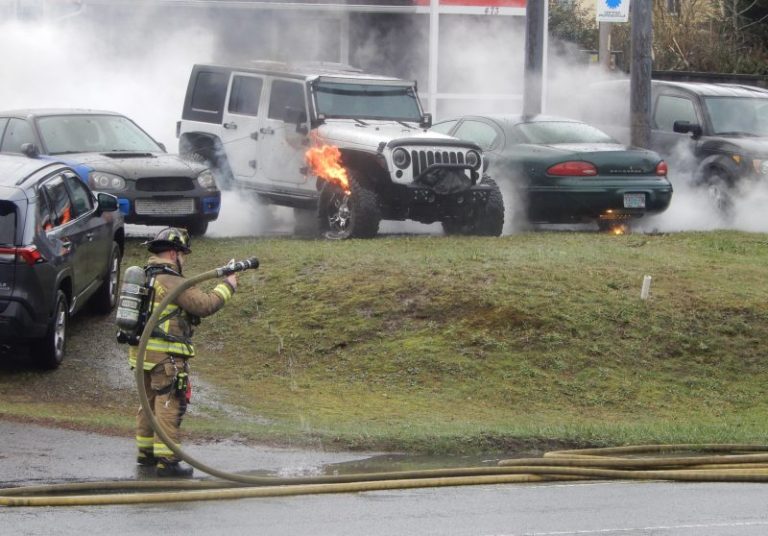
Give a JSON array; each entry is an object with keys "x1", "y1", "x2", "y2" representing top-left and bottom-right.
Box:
[
  {"x1": 704, "y1": 97, "x2": 768, "y2": 137},
  {"x1": 313, "y1": 81, "x2": 422, "y2": 122},
  {"x1": 37, "y1": 114, "x2": 163, "y2": 155}
]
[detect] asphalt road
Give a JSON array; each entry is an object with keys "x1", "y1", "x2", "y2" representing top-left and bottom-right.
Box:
[{"x1": 3, "y1": 421, "x2": 768, "y2": 536}]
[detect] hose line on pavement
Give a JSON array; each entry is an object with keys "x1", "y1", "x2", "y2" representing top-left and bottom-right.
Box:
[{"x1": 3, "y1": 261, "x2": 768, "y2": 506}]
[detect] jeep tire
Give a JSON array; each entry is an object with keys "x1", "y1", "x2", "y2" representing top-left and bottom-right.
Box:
[
  {"x1": 318, "y1": 175, "x2": 381, "y2": 239},
  {"x1": 442, "y1": 178, "x2": 504, "y2": 236}
]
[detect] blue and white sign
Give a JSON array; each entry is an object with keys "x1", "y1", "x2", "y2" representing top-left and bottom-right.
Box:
[{"x1": 596, "y1": 0, "x2": 630, "y2": 22}]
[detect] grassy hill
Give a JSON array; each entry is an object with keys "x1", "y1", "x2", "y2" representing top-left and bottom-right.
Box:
[
  {"x1": 118, "y1": 230, "x2": 766, "y2": 453},
  {"x1": 2, "y1": 230, "x2": 767, "y2": 454}
]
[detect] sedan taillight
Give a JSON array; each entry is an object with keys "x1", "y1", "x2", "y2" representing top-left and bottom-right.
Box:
[
  {"x1": 0, "y1": 246, "x2": 45, "y2": 266},
  {"x1": 656, "y1": 161, "x2": 668, "y2": 176},
  {"x1": 546, "y1": 161, "x2": 598, "y2": 176}
]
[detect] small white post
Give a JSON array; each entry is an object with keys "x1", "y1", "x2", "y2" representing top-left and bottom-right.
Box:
[{"x1": 640, "y1": 275, "x2": 652, "y2": 300}]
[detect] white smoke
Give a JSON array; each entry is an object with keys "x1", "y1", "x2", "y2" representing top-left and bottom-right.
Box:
[
  {"x1": 3, "y1": 7, "x2": 764, "y2": 236},
  {"x1": 0, "y1": 18, "x2": 215, "y2": 148}
]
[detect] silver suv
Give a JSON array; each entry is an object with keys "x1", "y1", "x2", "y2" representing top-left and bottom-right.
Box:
[{"x1": 177, "y1": 62, "x2": 504, "y2": 238}]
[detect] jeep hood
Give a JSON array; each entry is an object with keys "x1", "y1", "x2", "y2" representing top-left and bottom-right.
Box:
[
  {"x1": 54, "y1": 152, "x2": 205, "y2": 179},
  {"x1": 315, "y1": 119, "x2": 460, "y2": 151}
]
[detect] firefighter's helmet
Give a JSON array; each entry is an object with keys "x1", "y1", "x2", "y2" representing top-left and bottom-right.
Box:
[{"x1": 143, "y1": 227, "x2": 192, "y2": 254}]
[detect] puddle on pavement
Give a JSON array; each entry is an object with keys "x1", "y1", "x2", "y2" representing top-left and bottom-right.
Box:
[{"x1": 320, "y1": 453, "x2": 503, "y2": 475}]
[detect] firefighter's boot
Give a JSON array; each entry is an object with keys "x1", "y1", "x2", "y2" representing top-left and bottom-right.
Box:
[
  {"x1": 137, "y1": 448, "x2": 158, "y2": 467},
  {"x1": 156, "y1": 459, "x2": 194, "y2": 478}
]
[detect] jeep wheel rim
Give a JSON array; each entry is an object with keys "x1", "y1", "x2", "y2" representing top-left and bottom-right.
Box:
[{"x1": 326, "y1": 192, "x2": 352, "y2": 238}]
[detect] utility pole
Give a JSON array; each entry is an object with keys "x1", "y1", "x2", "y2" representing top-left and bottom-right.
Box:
[
  {"x1": 522, "y1": 0, "x2": 546, "y2": 117},
  {"x1": 598, "y1": 21, "x2": 612, "y2": 70},
  {"x1": 630, "y1": 0, "x2": 652, "y2": 148}
]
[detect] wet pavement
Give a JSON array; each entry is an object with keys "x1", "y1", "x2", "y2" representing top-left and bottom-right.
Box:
[{"x1": 0, "y1": 420, "x2": 381, "y2": 487}]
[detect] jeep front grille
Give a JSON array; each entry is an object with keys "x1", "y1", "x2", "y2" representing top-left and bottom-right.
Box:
[
  {"x1": 136, "y1": 177, "x2": 195, "y2": 192},
  {"x1": 410, "y1": 150, "x2": 465, "y2": 177}
]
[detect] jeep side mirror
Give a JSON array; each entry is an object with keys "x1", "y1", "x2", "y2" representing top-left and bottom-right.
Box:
[
  {"x1": 21, "y1": 143, "x2": 40, "y2": 158},
  {"x1": 96, "y1": 192, "x2": 118, "y2": 213},
  {"x1": 420, "y1": 113, "x2": 433, "y2": 129},
  {"x1": 673, "y1": 120, "x2": 703, "y2": 140},
  {"x1": 284, "y1": 106, "x2": 309, "y2": 135}
]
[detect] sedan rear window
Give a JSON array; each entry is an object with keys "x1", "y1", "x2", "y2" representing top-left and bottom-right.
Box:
[
  {"x1": 515, "y1": 121, "x2": 615, "y2": 144},
  {"x1": 0, "y1": 201, "x2": 16, "y2": 245}
]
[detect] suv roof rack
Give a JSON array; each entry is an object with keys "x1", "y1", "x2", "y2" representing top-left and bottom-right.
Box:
[{"x1": 248, "y1": 59, "x2": 362, "y2": 73}]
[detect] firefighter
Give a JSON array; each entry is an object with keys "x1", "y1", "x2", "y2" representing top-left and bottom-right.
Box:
[{"x1": 128, "y1": 227, "x2": 237, "y2": 478}]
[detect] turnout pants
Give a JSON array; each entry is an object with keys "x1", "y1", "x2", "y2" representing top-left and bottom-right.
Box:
[{"x1": 136, "y1": 357, "x2": 189, "y2": 462}]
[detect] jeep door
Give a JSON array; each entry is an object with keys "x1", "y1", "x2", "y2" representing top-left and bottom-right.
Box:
[
  {"x1": 220, "y1": 73, "x2": 266, "y2": 180},
  {"x1": 258, "y1": 78, "x2": 310, "y2": 185}
]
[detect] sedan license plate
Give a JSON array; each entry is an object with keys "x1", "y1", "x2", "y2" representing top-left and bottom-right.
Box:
[{"x1": 623, "y1": 193, "x2": 646, "y2": 209}]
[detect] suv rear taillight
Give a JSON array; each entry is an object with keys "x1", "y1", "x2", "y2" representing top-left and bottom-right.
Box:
[
  {"x1": 0, "y1": 246, "x2": 45, "y2": 266},
  {"x1": 655, "y1": 161, "x2": 668, "y2": 176}
]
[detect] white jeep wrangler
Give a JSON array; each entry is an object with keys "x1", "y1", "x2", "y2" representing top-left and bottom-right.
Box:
[{"x1": 177, "y1": 62, "x2": 504, "y2": 238}]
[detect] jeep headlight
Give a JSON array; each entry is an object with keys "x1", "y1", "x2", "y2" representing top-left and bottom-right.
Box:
[
  {"x1": 465, "y1": 150, "x2": 481, "y2": 170},
  {"x1": 89, "y1": 171, "x2": 126, "y2": 190},
  {"x1": 392, "y1": 148, "x2": 411, "y2": 169},
  {"x1": 753, "y1": 159, "x2": 768, "y2": 175},
  {"x1": 197, "y1": 169, "x2": 217, "y2": 190}
]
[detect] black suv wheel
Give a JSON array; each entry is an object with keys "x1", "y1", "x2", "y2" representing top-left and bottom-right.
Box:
[
  {"x1": 91, "y1": 242, "x2": 122, "y2": 314},
  {"x1": 32, "y1": 290, "x2": 68, "y2": 369}
]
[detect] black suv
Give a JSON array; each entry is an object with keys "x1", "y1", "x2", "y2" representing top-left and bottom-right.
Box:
[
  {"x1": 0, "y1": 109, "x2": 221, "y2": 235},
  {"x1": 581, "y1": 80, "x2": 768, "y2": 213},
  {"x1": 0, "y1": 154, "x2": 124, "y2": 368}
]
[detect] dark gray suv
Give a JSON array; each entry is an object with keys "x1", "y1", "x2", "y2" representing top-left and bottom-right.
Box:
[{"x1": 0, "y1": 154, "x2": 124, "y2": 368}]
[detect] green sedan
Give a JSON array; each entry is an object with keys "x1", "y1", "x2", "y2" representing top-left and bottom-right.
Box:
[{"x1": 432, "y1": 115, "x2": 673, "y2": 230}]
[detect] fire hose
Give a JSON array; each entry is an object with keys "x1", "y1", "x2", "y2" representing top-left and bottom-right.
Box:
[{"x1": 3, "y1": 260, "x2": 768, "y2": 506}]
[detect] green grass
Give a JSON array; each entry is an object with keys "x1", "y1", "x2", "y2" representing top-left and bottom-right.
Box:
[{"x1": 4, "y1": 230, "x2": 768, "y2": 454}]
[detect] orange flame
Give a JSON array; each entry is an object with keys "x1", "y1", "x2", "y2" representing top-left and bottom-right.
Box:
[{"x1": 305, "y1": 145, "x2": 350, "y2": 194}]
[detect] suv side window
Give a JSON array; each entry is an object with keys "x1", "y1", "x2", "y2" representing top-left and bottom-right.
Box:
[
  {"x1": 0, "y1": 118, "x2": 8, "y2": 141},
  {"x1": 37, "y1": 189, "x2": 55, "y2": 232},
  {"x1": 654, "y1": 95, "x2": 698, "y2": 132},
  {"x1": 42, "y1": 174, "x2": 75, "y2": 227},
  {"x1": 190, "y1": 71, "x2": 229, "y2": 120},
  {"x1": 268, "y1": 80, "x2": 306, "y2": 122},
  {"x1": 64, "y1": 174, "x2": 93, "y2": 217},
  {"x1": 1, "y1": 118, "x2": 35, "y2": 153},
  {"x1": 229, "y1": 75, "x2": 264, "y2": 116}
]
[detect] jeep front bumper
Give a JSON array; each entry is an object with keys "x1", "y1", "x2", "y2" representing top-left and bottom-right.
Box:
[{"x1": 394, "y1": 182, "x2": 495, "y2": 224}]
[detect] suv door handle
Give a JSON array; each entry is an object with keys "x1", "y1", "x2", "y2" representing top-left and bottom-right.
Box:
[
  {"x1": 86, "y1": 232, "x2": 94, "y2": 242},
  {"x1": 223, "y1": 122, "x2": 238, "y2": 130},
  {"x1": 259, "y1": 127, "x2": 275, "y2": 135}
]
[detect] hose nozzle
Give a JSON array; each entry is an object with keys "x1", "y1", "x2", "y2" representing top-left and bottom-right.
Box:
[{"x1": 219, "y1": 257, "x2": 259, "y2": 276}]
